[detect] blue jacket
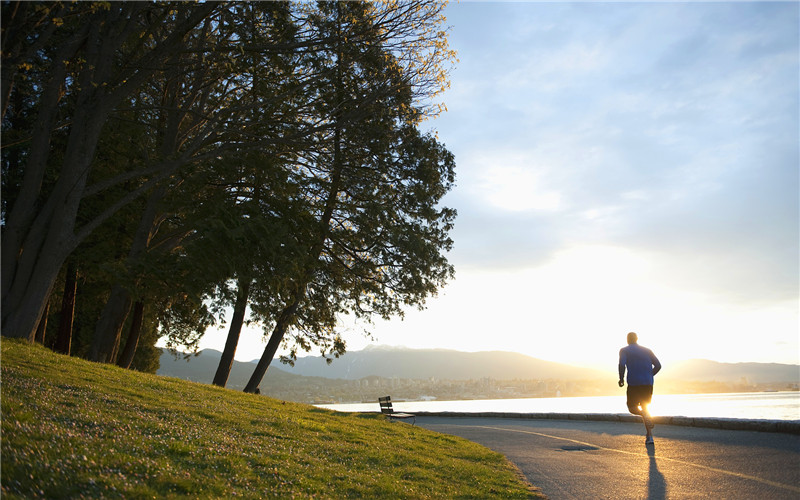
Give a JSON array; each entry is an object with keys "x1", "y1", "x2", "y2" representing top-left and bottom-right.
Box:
[{"x1": 619, "y1": 343, "x2": 661, "y2": 386}]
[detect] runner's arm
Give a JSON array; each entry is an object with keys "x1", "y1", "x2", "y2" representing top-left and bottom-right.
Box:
[{"x1": 650, "y1": 350, "x2": 661, "y2": 376}]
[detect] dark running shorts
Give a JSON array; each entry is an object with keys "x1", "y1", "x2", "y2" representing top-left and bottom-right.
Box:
[{"x1": 627, "y1": 385, "x2": 653, "y2": 410}]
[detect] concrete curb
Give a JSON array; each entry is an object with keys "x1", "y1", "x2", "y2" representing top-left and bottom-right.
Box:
[{"x1": 410, "y1": 411, "x2": 800, "y2": 435}]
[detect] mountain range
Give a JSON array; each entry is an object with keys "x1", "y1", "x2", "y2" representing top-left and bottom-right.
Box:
[
  {"x1": 667, "y1": 359, "x2": 800, "y2": 384},
  {"x1": 156, "y1": 349, "x2": 323, "y2": 391},
  {"x1": 275, "y1": 345, "x2": 608, "y2": 380},
  {"x1": 157, "y1": 345, "x2": 800, "y2": 386}
]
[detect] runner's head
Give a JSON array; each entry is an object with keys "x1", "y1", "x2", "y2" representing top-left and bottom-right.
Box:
[{"x1": 627, "y1": 332, "x2": 638, "y2": 345}]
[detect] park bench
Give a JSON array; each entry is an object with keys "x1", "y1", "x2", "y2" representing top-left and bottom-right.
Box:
[{"x1": 378, "y1": 396, "x2": 416, "y2": 425}]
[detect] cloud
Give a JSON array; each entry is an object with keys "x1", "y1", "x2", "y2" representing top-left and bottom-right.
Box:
[
  {"x1": 469, "y1": 154, "x2": 563, "y2": 213},
  {"x1": 445, "y1": 200, "x2": 564, "y2": 271},
  {"x1": 433, "y1": 2, "x2": 799, "y2": 306}
]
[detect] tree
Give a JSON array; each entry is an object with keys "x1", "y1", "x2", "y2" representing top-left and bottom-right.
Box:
[
  {"x1": 85, "y1": 1, "x2": 326, "y2": 366},
  {"x1": 212, "y1": 277, "x2": 251, "y2": 386},
  {"x1": 204, "y1": 144, "x2": 316, "y2": 386},
  {"x1": 84, "y1": 4, "x2": 269, "y2": 362},
  {"x1": 116, "y1": 300, "x2": 144, "y2": 369},
  {"x1": 243, "y1": 0, "x2": 456, "y2": 392},
  {"x1": 1, "y1": 2, "x2": 222, "y2": 342}
]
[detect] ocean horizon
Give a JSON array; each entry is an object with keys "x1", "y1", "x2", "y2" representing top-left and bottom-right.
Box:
[{"x1": 319, "y1": 391, "x2": 800, "y2": 422}]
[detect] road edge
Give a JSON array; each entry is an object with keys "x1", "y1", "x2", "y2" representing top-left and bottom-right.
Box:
[{"x1": 410, "y1": 412, "x2": 800, "y2": 435}]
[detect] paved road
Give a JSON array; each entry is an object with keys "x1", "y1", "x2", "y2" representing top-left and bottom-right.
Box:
[{"x1": 417, "y1": 416, "x2": 800, "y2": 499}]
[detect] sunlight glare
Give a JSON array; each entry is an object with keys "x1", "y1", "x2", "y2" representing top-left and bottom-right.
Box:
[{"x1": 479, "y1": 163, "x2": 562, "y2": 212}]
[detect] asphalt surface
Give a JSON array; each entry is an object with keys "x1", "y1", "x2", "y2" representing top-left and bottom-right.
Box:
[{"x1": 416, "y1": 416, "x2": 800, "y2": 499}]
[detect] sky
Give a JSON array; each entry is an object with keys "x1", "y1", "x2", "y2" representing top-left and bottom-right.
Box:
[{"x1": 190, "y1": 1, "x2": 799, "y2": 371}]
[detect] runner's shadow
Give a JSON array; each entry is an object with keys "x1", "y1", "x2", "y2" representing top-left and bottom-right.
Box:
[{"x1": 647, "y1": 444, "x2": 667, "y2": 500}]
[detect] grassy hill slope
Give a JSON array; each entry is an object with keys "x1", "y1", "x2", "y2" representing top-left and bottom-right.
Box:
[{"x1": 1, "y1": 340, "x2": 540, "y2": 499}]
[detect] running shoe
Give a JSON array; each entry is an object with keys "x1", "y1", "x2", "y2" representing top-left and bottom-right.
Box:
[{"x1": 645, "y1": 436, "x2": 654, "y2": 445}]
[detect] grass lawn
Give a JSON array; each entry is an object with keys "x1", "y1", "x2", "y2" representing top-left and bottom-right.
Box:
[{"x1": 1, "y1": 339, "x2": 542, "y2": 498}]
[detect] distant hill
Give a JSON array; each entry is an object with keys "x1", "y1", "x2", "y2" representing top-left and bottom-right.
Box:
[
  {"x1": 157, "y1": 346, "x2": 608, "y2": 384},
  {"x1": 275, "y1": 345, "x2": 608, "y2": 381},
  {"x1": 663, "y1": 359, "x2": 800, "y2": 384}
]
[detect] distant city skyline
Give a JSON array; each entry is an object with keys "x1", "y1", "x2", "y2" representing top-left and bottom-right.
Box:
[{"x1": 184, "y1": 1, "x2": 799, "y2": 371}]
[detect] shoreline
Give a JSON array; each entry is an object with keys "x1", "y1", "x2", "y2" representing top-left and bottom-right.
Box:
[{"x1": 320, "y1": 391, "x2": 800, "y2": 422}]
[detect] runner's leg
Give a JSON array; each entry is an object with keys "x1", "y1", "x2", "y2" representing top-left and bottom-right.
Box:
[
  {"x1": 641, "y1": 386, "x2": 654, "y2": 442},
  {"x1": 628, "y1": 386, "x2": 653, "y2": 439},
  {"x1": 626, "y1": 386, "x2": 642, "y2": 415}
]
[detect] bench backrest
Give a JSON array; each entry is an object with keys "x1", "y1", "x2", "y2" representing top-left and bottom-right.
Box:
[{"x1": 378, "y1": 396, "x2": 394, "y2": 414}]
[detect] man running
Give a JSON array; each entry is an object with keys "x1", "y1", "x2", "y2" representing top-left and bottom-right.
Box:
[{"x1": 618, "y1": 332, "x2": 661, "y2": 444}]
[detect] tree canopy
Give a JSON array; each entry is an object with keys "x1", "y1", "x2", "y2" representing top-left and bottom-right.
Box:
[{"x1": 1, "y1": 1, "x2": 457, "y2": 388}]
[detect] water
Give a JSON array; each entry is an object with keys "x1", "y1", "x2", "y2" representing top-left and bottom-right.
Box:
[{"x1": 318, "y1": 391, "x2": 800, "y2": 421}]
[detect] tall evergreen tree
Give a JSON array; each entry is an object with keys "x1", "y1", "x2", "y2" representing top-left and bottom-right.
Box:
[
  {"x1": 244, "y1": 1, "x2": 456, "y2": 392},
  {"x1": 1, "y1": 2, "x2": 221, "y2": 341}
]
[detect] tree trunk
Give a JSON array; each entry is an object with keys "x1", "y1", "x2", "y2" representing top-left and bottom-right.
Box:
[
  {"x1": 34, "y1": 299, "x2": 50, "y2": 345},
  {"x1": 1, "y1": 29, "x2": 86, "y2": 302},
  {"x1": 117, "y1": 300, "x2": 145, "y2": 369},
  {"x1": 2, "y1": 229, "x2": 72, "y2": 342},
  {"x1": 212, "y1": 277, "x2": 251, "y2": 387},
  {"x1": 89, "y1": 284, "x2": 132, "y2": 363},
  {"x1": 54, "y1": 262, "x2": 78, "y2": 355},
  {"x1": 1, "y1": 95, "x2": 112, "y2": 342},
  {"x1": 243, "y1": 300, "x2": 300, "y2": 393}
]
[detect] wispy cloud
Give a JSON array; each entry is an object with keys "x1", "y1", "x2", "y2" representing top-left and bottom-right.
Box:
[{"x1": 435, "y1": 1, "x2": 798, "y2": 306}]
